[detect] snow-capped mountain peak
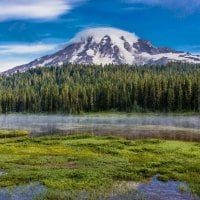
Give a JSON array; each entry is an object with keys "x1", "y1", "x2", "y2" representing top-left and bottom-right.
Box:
[{"x1": 3, "y1": 27, "x2": 200, "y2": 74}]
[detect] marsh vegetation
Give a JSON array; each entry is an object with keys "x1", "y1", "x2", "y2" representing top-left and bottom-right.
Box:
[
  {"x1": 0, "y1": 113, "x2": 199, "y2": 199},
  {"x1": 0, "y1": 129, "x2": 200, "y2": 199}
]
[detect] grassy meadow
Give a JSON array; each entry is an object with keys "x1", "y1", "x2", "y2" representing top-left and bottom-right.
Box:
[{"x1": 0, "y1": 130, "x2": 200, "y2": 199}]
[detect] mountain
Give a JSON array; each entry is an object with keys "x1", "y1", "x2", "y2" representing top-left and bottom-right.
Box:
[{"x1": 3, "y1": 27, "x2": 200, "y2": 74}]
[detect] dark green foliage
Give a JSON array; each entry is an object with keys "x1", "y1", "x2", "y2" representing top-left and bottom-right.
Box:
[{"x1": 0, "y1": 62, "x2": 199, "y2": 113}]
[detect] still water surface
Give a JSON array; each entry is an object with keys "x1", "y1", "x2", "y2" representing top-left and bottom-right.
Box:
[{"x1": 0, "y1": 114, "x2": 199, "y2": 141}]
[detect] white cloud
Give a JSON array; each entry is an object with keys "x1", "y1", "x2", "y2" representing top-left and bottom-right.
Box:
[
  {"x1": 0, "y1": 59, "x2": 30, "y2": 73},
  {"x1": 0, "y1": 44, "x2": 57, "y2": 54},
  {"x1": 0, "y1": 0, "x2": 86, "y2": 21},
  {"x1": 0, "y1": 43, "x2": 60, "y2": 72},
  {"x1": 125, "y1": 0, "x2": 200, "y2": 14}
]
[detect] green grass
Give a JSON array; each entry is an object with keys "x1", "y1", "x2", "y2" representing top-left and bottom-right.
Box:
[
  {"x1": 0, "y1": 132, "x2": 200, "y2": 199},
  {"x1": 0, "y1": 129, "x2": 29, "y2": 138}
]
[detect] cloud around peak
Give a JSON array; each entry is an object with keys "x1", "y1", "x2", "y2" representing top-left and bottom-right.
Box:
[
  {"x1": 70, "y1": 27, "x2": 139, "y2": 44},
  {"x1": 0, "y1": 0, "x2": 86, "y2": 21}
]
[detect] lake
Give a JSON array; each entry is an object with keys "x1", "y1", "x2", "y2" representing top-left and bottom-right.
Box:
[{"x1": 0, "y1": 113, "x2": 199, "y2": 141}]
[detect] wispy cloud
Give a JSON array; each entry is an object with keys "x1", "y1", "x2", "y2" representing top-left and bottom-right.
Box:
[
  {"x1": 125, "y1": 0, "x2": 200, "y2": 15},
  {"x1": 0, "y1": 44, "x2": 57, "y2": 54},
  {"x1": 0, "y1": 59, "x2": 30, "y2": 73},
  {"x1": 0, "y1": 43, "x2": 60, "y2": 71},
  {"x1": 0, "y1": 0, "x2": 86, "y2": 21}
]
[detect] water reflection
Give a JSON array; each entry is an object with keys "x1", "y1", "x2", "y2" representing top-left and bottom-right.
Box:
[
  {"x1": 112, "y1": 176, "x2": 200, "y2": 200},
  {"x1": 0, "y1": 114, "x2": 199, "y2": 141},
  {"x1": 0, "y1": 183, "x2": 46, "y2": 200}
]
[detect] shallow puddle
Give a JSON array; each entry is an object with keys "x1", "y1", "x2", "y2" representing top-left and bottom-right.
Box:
[
  {"x1": 0, "y1": 183, "x2": 46, "y2": 200},
  {"x1": 0, "y1": 171, "x2": 6, "y2": 176},
  {"x1": 0, "y1": 177, "x2": 199, "y2": 200},
  {"x1": 111, "y1": 176, "x2": 200, "y2": 200}
]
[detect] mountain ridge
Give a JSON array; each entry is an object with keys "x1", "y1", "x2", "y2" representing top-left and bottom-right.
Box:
[{"x1": 3, "y1": 27, "x2": 200, "y2": 74}]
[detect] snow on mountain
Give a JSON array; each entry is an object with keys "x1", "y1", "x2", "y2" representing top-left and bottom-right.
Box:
[{"x1": 3, "y1": 27, "x2": 200, "y2": 74}]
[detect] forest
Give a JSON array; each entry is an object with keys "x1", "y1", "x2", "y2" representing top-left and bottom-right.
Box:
[{"x1": 0, "y1": 62, "x2": 199, "y2": 113}]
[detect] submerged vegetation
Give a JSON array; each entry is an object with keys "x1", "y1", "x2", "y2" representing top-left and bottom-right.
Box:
[
  {"x1": 0, "y1": 131, "x2": 200, "y2": 199},
  {"x1": 0, "y1": 63, "x2": 200, "y2": 114}
]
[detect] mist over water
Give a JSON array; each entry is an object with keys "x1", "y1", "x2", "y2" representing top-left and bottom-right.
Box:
[{"x1": 0, "y1": 114, "x2": 199, "y2": 141}]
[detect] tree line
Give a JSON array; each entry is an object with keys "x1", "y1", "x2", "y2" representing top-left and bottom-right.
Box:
[{"x1": 0, "y1": 62, "x2": 199, "y2": 113}]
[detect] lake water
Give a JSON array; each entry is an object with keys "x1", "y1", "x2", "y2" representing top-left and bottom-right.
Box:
[{"x1": 0, "y1": 114, "x2": 199, "y2": 141}]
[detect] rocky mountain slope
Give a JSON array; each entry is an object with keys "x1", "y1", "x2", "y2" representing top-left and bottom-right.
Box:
[{"x1": 4, "y1": 27, "x2": 200, "y2": 74}]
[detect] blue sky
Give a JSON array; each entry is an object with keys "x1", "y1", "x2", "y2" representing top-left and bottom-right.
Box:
[{"x1": 1, "y1": 0, "x2": 200, "y2": 71}]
